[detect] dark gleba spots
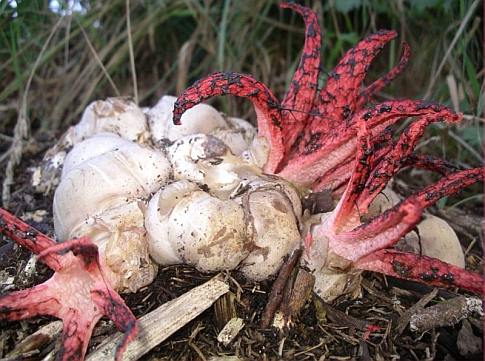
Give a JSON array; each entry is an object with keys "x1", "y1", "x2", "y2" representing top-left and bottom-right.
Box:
[
  {"x1": 379, "y1": 104, "x2": 392, "y2": 113},
  {"x1": 304, "y1": 132, "x2": 322, "y2": 154},
  {"x1": 392, "y1": 260, "x2": 411, "y2": 276},
  {"x1": 342, "y1": 105, "x2": 351, "y2": 119},
  {"x1": 363, "y1": 111, "x2": 373, "y2": 120}
]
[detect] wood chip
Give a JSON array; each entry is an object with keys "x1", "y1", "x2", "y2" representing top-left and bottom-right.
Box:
[
  {"x1": 87, "y1": 275, "x2": 229, "y2": 361},
  {"x1": 217, "y1": 317, "x2": 244, "y2": 346},
  {"x1": 283, "y1": 268, "x2": 314, "y2": 320},
  {"x1": 395, "y1": 288, "x2": 437, "y2": 336},
  {"x1": 410, "y1": 296, "x2": 482, "y2": 332},
  {"x1": 214, "y1": 291, "x2": 237, "y2": 329}
]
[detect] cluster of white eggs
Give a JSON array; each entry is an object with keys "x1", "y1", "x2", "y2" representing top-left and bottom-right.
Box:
[{"x1": 41, "y1": 97, "x2": 301, "y2": 293}]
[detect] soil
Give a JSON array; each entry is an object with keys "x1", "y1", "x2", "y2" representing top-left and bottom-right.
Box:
[{"x1": 0, "y1": 132, "x2": 483, "y2": 361}]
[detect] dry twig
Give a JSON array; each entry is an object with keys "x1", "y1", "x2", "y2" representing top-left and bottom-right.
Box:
[{"x1": 260, "y1": 248, "x2": 302, "y2": 328}]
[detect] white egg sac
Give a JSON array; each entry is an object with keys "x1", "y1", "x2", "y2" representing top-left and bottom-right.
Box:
[{"x1": 53, "y1": 135, "x2": 171, "y2": 292}]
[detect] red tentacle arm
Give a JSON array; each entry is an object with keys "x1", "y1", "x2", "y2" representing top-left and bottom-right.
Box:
[
  {"x1": 57, "y1": 307, "x2": 102, "y2": 361},
  {"x1": 413, "y1": 167, "x2": 483, "y2": 208},
  {"x1": 354, "y1": 250, "x2": 482, "y2": 294},
  {"x1": 358, "y1": 113, "x2": 462, "y2": 208},
  {"x1": 280, "y1": 2, "x2": 321, "y2": 147},
  {"x1": 280, "y1": 100, "x2": 460, "y2": 190},
  {"x1": 0, "y1": 209, "x2": 138, "y2": 361},
  {"x1": 356, "y1": 42, "x2": 411, "y2": 108},
  {"x1": 402, "y1": 153, "x2": 460, "y2": 175},
  {"x1": 328, "y1": 200, "x2": 423, "y2": 261},
  {"x1": 91, "y1": 288, "x2": 138, "y2": 360},
  {"x1": 327, "y1": 107, "x2": 462, "y2": 228},
  {"x1": 0, "y1": 208, "x2": 60, "y2": 270},
  {"x1": 327, "y1": 167, "x2": 483, "y2": 263},
  {"x1": 0, "y1": 283, "x2": 62, "y2": 319},
  {"x1": 173, "y1": 71, "x2": 285, "y2": 173},
  {"x1": 316, "y1": 30, "x2": 398, "y2": 122},
  {"x1": 329, "y1": 122, "x2": 374, "y2": 230}
]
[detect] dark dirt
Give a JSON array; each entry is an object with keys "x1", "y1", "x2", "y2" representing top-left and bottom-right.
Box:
[{"x1": 0, "y1": 133, "x2": 483, "y2": 361}]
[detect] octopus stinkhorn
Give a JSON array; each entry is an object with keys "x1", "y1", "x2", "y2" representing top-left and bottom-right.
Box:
[
  {"x1": 303, "y1": 120, "x2": 482, "y2": 300},
  {"x1": 0, "y1": 3, "x2": 482, "y2": 361},
  {"x1": 172, "y1": 1, "x2": 483, "y2": 298},
  {"x1": 0, "y1": 209, "x2": 138, "y2": 360},
  {"x1": 173, "y1": 3, "x2": 456, "y2": 196}
]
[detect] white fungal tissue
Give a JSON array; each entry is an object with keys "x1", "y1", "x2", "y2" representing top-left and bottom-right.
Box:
[{"x1": 47, "y1": 96, "x2": 300, "y2": 293}]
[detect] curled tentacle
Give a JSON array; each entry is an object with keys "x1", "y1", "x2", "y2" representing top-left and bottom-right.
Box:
[
  {"x1": 354, "y1": 250, "x2": 482, "y2": 294},
  {"x1": 173, "y1": 71, "x2": 285, "y2": 173}
]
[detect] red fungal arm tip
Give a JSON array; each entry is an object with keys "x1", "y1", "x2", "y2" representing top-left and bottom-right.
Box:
[
  {"x1": 357, "y1": 41, "x2": 411, "y2": 107},
  {"x1": 0, "y1": 207, "x2": 60, "y2": 271},
  {"x1": 317, "y1": 30, "x2": 398, "y2": 121},
  {"x1": 173, "y1": 71, "x2": 286, "y2": 172},
  {"x1": 354, "y1": 249, "x2": 483, "y2": 294}
]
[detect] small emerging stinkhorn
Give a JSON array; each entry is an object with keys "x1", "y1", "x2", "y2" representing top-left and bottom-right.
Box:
[{"x1": 0, "y1": 209, "x2": 138, "y2": 361}]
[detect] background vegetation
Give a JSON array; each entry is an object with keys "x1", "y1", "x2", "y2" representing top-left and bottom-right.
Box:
[{"x1": 0, "y1": 0, "x2": 483, "y2": 206}]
